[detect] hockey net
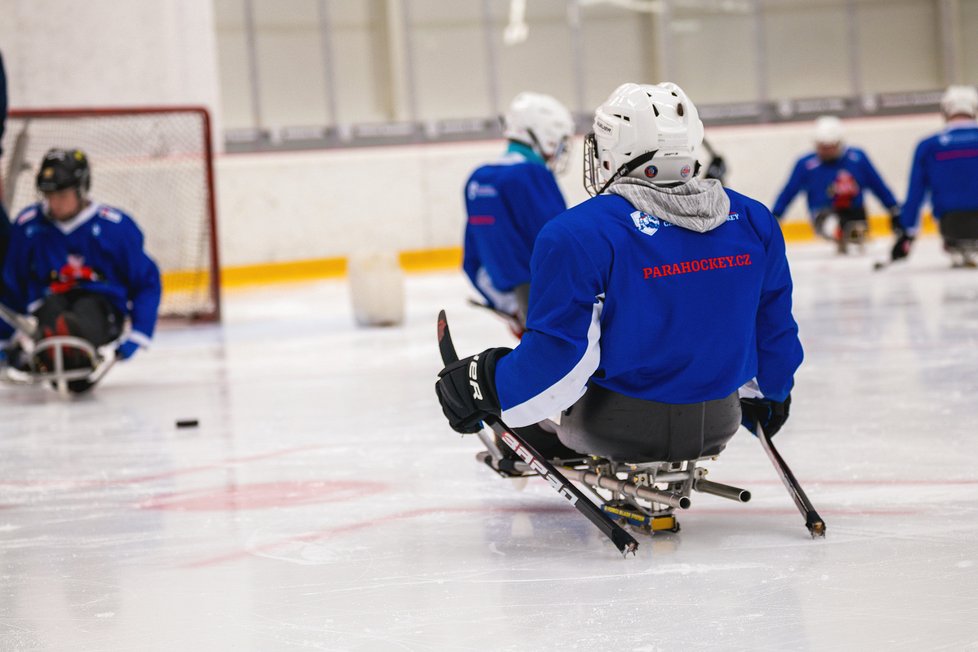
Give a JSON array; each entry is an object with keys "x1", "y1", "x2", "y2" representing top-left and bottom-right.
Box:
[{"x1": 1, "y1": 106, "x2": 221, "y2": 321}]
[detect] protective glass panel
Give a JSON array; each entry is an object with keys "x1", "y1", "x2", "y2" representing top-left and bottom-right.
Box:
[
  {"x1": 578, "y1": 3, "x2": 657, "y2": 113},
  {"x1": 213, "y1": 0, "x2": 256, "y2": 130},
  {"x1": 855, "y1": 0, "x2": 940, "y2": 93},
  {"x1": 487, "y1": 0, "x2": 578, "y2": 115},
  {"x1": 671, "y1": 1, "x2": 759, "y2": 104},
  {"x1": 408, "y1": 1, "x2": 492, "y2": 120},
  {"x1": 330, "y1": 2, "x2": 394, "y2": 124},
  {"x1": 960, "y1": 0, "x2": 978, "y2": 85},
  {"x1": 761, "y1": 0, "x2": 852, "y2": 100},
  {"x1": 252, "y1": 0, "x2": 331, "y2": 128}
]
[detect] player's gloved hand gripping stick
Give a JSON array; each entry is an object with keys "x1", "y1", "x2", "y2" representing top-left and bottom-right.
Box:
[{"x1": 436, "y1": 310, "x2": 638, "y2": 556}]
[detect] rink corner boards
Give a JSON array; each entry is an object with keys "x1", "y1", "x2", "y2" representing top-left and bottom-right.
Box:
[{"x1": 161, "y1": 213, "x2": 937, "y2": 292}]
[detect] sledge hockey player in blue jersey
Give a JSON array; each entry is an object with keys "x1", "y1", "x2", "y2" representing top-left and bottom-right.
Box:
[
  {"x1": 463, "y1": 92, "x2": 573, "y2": 335},
  {"x1": 891, "y1": 85, "x2": 978, "y2": 268},
  {"x1": 437, "y1": 82, "x2": 803, "y2": 472},
  {"x1": 0, "y1": 148, "x2": 161, "y2": 392},
  {"x1": 772, "y1": 116, "x2": 900, "y2": 253}
]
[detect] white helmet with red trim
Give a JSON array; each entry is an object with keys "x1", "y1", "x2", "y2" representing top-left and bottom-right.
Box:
[{"x1": 584, "y1": 82, "x2": 704, "y2": 196}]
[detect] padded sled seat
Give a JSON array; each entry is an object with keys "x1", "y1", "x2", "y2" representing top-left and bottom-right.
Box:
[{"x1": 555, "y1": 384, "x2": 741, "y2": 463}]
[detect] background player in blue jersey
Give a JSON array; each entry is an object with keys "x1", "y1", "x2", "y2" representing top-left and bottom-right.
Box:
[
  {"x1": 0, "y1": 149, "x2": 161, "y2": 391},
  {"x1": 892, "y1": 85, "x2": 978, "y2": 267},
  {"x1": 462, "y1": 92, "x2": 573, "y2": 334},
  {"x1": 772, "y1": 116, "x2": 900, "y2": 252},
  {"x1": 437, "y1": 82, "x2": 804, "y2": 467}
]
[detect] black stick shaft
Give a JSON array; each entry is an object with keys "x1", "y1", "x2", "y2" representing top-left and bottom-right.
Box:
[
  {"x1": 757, "y1": 423, "x2": 826, "y2": 537},
  {"x1": 437, "y1": 310, "x2": 638, "y2": 555}
]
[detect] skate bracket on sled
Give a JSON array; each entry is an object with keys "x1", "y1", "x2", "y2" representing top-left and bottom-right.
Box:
[{"x1": 476, "y1": 434, "x2": 751, "y2": 536}]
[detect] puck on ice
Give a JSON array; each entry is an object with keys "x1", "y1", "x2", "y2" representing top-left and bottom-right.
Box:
[
  {"x1": 176, "y1": 419, "x2": 199, "y2": 428},
  {"x1": 873, "y1": 261, "x2": 886, "y2": 271}
]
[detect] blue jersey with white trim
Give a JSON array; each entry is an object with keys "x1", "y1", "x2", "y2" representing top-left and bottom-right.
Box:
[
  {"x1": 494, "y1": 190, "x2": 803, "y2": 428},
  {"x1": 0, "y1": 202, "x2": 161, "y2": 342},
  {"x1": 462, "y1": 150, "x2": 566, "y2": 306},
  {"x1": 900, "y1": 122, "x2": 978, "y2": 232},
  {"x1": 772, "y1": 147, "x2": 897, "y2": 219}
]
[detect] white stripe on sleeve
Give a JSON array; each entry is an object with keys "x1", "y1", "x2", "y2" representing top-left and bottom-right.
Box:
[
  {"x1": 475, "y1": 267, "x2": 518, "y2": 314},
  {"x1": 501, "y1": 296, "x2": 603, "y2": 427}
]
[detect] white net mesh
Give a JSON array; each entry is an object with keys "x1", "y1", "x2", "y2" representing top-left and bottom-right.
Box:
[{"x1": 1, "y1": 108, "x2": 220, "y2": 321}]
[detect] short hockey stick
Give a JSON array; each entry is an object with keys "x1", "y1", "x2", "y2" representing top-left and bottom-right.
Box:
[
  {"x1": 465, "y1": 298, "x2": 523, "y2": 336},
  {"x1": 437, "y1": 309, "x2": 638, "y2": 556},
  {"x1": 757, "y1": 422, "x2": 825, "y2": 537}
]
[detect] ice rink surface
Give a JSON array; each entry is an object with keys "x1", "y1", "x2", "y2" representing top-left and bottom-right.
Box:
[{"x1": 2, "y1": 236, "x2": 977, "y2": 651}]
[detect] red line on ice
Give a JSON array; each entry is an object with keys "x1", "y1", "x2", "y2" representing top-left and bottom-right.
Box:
[
  {"x1": 0, "y1": 444, "x2": 329, "y2": 489},
  {"x1": 183, "y1": 505, "x2": 570, "y2": 568}
]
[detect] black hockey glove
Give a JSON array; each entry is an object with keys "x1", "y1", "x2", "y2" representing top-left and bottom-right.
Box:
[
  {"x1": 435, "y1": 347, "x2": 511, "y2": 434},
  {"x1": 888, "y1": 206, "x2": 902, "y2": 235},
  {"x1": 891, "y1": 233, "x2": 914, "y2": 262},
  {"x1": 740, "y1": 394, "x2": 791, "y2": 438}
]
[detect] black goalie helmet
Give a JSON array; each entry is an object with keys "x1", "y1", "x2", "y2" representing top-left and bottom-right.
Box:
[{"x1": 36, "y1": 148, "x2": 91, "y2": 194}]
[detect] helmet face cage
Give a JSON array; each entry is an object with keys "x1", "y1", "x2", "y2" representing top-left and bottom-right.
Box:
[
  {"x1": 548, "y1": 134, "x2": 571, "y2": 175},
  {"x1": 525, "y1": 124, "x2": 573, "y2": 175},
  {"x1": 583, "y1": 131, "x2": 661, "y2": 197},
  {"x1": 583, "y1": 132, "x2": 601, "y2": 197},
  {"x1": 505, "y1": 92, "x2": 574, "y2": 172}
]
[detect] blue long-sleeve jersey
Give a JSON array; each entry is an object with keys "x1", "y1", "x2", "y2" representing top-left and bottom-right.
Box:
[
  {"x1": 462, "y1": 145, "x2": 566, "y2": 309},
  {"x1": 772, "y1": 147, "x2": 898, "y2": 219},
  {"x1": 900, "y1": 122, "x2": 978, "y2": 233},
  {"x1": 494, "y1": 190, "x2": 803, "y2": 428},
  {"x1": 0, "y1": 202, "x2": 161, "y2": 345}
]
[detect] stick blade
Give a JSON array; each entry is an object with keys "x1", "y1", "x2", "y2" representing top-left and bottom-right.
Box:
[{"x1": 436, "y1": 309, "x2": 457, "y2": 365}]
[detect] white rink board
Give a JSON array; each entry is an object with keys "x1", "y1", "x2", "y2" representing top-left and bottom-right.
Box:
[
  {"x1": 1, "y1": 237, "x2": 977, "y2": 650},
  {"x1": 213, "y1": 113, "x2": 945, "y2": 268}
]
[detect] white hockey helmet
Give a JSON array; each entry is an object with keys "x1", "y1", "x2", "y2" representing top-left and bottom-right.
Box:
[
  {"x1": 584, "y1": 82, "x2": 704, "y2": 196},
  {"x1": 941, "y1": 85, "x2": 978, "y2": 118},
  {"x1": 503, "y1": 92, "x2": 575, "y2": 173},
  {"x1": 813, "y1": 116, "x2": 844, "y2": 145}
]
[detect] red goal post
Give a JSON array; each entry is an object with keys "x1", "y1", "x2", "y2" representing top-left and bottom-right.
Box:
[{"x1": 1, "y1": 106, "x2": 221, "y2": 322}]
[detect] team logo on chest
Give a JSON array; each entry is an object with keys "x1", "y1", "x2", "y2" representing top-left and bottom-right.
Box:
[{"x1": 630, "y1": 210, "x2": 671, "y2": 238}]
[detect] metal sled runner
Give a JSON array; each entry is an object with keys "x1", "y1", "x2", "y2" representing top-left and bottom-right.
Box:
[
  {"x1": 0, "y1": 304, "x2": 116, "y2": 394},
  {"x1": 476, "y1": 438, "x2": 751, "y2": 536}
]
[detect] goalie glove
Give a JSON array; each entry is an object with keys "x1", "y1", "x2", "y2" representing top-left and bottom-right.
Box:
[
  {"x1": 740, "y1": 394, "x2": 791, "y2": 438},
  {"x1": 435, "y1": 347, "x2": 511, "y2": 433}
]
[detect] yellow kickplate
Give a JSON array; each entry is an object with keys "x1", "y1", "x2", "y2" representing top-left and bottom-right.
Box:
[
  {"x1": 650, "y1": 515, "x2": 677, "y2": 532},
  {"x1": 604, "y1": 505, "x2": 647, "y2": 523}
]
